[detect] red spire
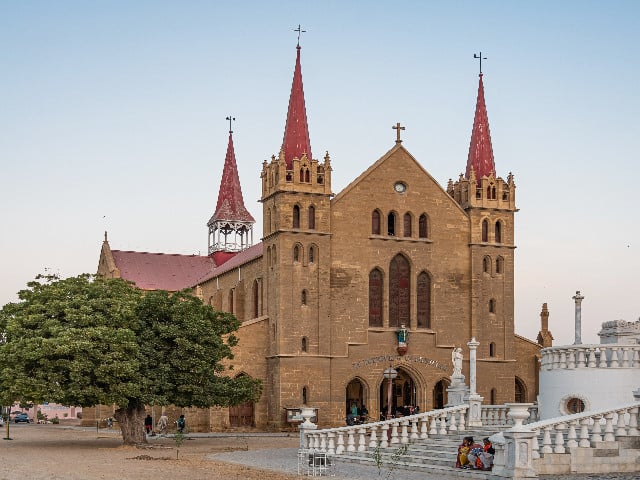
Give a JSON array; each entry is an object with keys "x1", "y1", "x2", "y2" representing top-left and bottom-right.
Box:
[
  {"x1": 210, "y1": 131, "x2": 255, "y2": 224},
  {"x1": 281, "y1": 45, "x2": 312, "y2": 169},
  {"x1": 465, "y1": 73, "x2": 495, "y2": 179}
]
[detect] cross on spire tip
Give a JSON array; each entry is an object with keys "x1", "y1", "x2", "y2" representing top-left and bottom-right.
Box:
[
  {"x1": 226, "y1": 116, "x2": 235, "y2": 134},
  {"x1": 294, "y1": 24, "x2": 306, "y2": 47}
]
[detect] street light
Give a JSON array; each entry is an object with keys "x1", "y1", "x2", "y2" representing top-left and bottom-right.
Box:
[{"x1": 383, "y1": 367, "x2": 398, "y2": 420}]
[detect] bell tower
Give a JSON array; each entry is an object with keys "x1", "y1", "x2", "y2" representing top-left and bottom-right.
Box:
[
  {"x1": 448, "y1": 63, "x2": 517, "y2": 365},
  {"x1": 260, "y1": 39, "x2": 333, "y2": 425}
]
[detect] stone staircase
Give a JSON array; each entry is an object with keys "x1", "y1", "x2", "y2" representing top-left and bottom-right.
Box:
[{"x1": 335, "y1": 429, "x2": 500, "y2": 479}]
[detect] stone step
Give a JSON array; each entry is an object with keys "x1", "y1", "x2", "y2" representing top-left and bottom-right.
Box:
[
  {"x1": 335, "y1": 429, "x2": 501, "y2": 476},
  {"x1": 338, "y1": 452, "x2": 493, "y2": 479}
]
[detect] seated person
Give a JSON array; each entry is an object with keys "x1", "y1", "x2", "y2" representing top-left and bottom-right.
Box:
[
  {"x1": 468, "y1": 437, "x2": 495, "y2": 470},
  {"x1": 456, "y1": 436, "x2": 472, "y2": 468}
]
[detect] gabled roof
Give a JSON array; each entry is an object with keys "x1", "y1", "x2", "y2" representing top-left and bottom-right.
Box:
[
  {"x1": 191, "y1": 242, "x2": 263, "y2": 287},
  {"x1": 111, "y1": 250, "x2": 216, "y2": 291},
  {"x1": 281, "y1": 45, "x2": 312, "y2": 169},
  {"x1": 208, "y1": 130, "x2": 255, "y2": 225},
  {"x1": 332, "y1": 142, "x2": 468, "y2": 217},
  {"x1": 465, "y1": 73, "x2": 496, "y2": 180}
]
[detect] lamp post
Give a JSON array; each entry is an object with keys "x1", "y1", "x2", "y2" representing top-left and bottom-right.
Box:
[{"x1": 383, "y1": 367, "x2": 398, "y2": 420}]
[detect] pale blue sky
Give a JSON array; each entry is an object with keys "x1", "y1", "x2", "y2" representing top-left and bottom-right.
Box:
[{"x1": 1, "y1": 1, "x2": 638, "y2": 345}]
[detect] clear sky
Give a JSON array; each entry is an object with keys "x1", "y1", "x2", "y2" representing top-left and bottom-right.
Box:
[{"x1": 1, "y1": 1, "x2": 638, "y2": 346}]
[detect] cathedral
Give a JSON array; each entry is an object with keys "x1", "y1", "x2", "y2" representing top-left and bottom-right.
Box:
[{"x1": 97, "y1": 41, "x2": 550, "y2": 430}]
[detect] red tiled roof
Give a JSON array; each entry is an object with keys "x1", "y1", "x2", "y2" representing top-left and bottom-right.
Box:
[
  {"x1": 191, "y1": 242, "x2": 263, "y2": 287},
  {"x1": 209, "y1": 131, "x2": 255, "y2": 224},
  {"x1": 281, "y1": 45, "x2": 312, "y2": 169},
  {"x1": 111, "y1": 250, "x2": 215, "y2": 291},
  {"x1": 466, "y1": 73, "x2": 496, "y2": 180}
]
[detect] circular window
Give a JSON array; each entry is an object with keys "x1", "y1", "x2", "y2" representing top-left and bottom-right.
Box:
[
  {"x1": 566, "y1": 397, "x2": 585, "y2": 414},
  {"x1": 394, "y1": 182, "x2": 406, "y2": 193}
]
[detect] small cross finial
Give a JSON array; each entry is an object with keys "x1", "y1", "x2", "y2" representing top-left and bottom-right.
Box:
[
  {"x1": 294, "y1": 24, "x2": 306, "y2": 47},
  {"x1": 392, "y1": 122, "x2": 405, "y2": 144},
  {"x1": 226, "y1": 116, "x2": 235, "y2": 134},
  {"x1": 474, "y1": 52, "x2": 487, "y2": 75}
]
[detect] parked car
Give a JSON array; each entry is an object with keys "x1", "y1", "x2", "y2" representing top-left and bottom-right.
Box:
[{"x1": 14, "y1": 413, "x2": 30, "y2": 423}]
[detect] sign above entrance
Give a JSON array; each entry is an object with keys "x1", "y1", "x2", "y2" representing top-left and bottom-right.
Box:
[{"x1": 352, "y1": 354, "x2": 447, "y2": 372}]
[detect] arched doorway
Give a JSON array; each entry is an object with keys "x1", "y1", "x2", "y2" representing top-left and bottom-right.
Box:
[
  {"x1": 345, "y1": 378, "x2": 366, "y2": 417},
  {"x1": 378, "y1": 367, "x2": 417, "y2": 418},
  {"x1": 433, "y1": 378, "x2": 450, "y2": 409},
  {"x1": 515, "y1": 377, "x2": 527, "y2": 403},
  {"x1": 229, "y1": 374, "x2": 255, "y2": 427}
]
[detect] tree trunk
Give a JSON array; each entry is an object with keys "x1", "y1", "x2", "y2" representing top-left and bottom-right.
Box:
[{"x1": 114, "y1": 403, "x2": 147, "y2": 445}]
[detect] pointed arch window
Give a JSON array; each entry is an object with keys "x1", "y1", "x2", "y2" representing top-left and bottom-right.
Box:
[
  {"x1": 302, "y1": 386, "x2": 308, "y2": 404},
  {"x1": 301, "y1": 337, "x2": 307, "y2": 353},
  {"x1": 389, "y1": 254, "x2": 410, "y2": 327},
  {"x1": 300, "y1": 169, "x2": 304, "y2": 182},
  {"x1": 253, "y1": 279, "x2": 260, "y2": 318},
  {"x1": 496, "y1": 256, "x2": 504, "y2": 274},
  {"x1": 301, "y1": 289, "x2": 307, "y2": 306},
  {"x1": 293, "y1": 245, "x2": 300, "y2": 263},
  {"x1": 371, "y1": 210, "x2": 381, "y2": 235},
  {"x1": 387, "y1": 212, "x2": 396, "y2": 236},
  {"x1": 309, "y1": 245, "x2": 315, "y2": 263},
  {"x1": 368, "y1": 268, "x2": 383, "y2": 327},
  {"x1": 308, "y1": 205, "x2": 315, "y2": 230},
  {"x1": 305, "y1": 169, "x2": 310, "y2": 183},
  {"x1": 482, "y1": 219, "x2": 489, "y2": 242},
  {"x1": 266, "y1": 209, "x2": 271, "y2": 234},
  {"x1": 293, "y1": 205, "x2": 300, "y2": 229},
  {"x1": 495, "y1": 221, "x2": 502, "y2": 243},
  {"x1": 403, "y1": 213, "x2": 412, "y2": 238},
  {"x1": 483, "y1": 256, "x2": 491, "y2": 274},
  {"x1": 417, "y1": 271, "x2": 431, "y2": 328},
  {"x1": 419, "y1": 214, "x2": 428, "y2": 239},
  {"x1": 515, "y1": 378, "x2": 526, "y2": 403}
]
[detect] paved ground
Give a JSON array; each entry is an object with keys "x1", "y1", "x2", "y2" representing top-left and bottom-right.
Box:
[{"x1": 0, "y1": 423, "x2": 637, "y2": 480}]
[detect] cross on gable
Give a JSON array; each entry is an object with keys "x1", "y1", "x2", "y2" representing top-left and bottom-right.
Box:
[{"x1": 392, "y1": 122, "x2": 405, "y2": 144}]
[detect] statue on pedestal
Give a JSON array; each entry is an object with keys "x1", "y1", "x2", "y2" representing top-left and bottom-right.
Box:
[{"x1": 452, "y1": 347, "x2": 463, "y2": 378}]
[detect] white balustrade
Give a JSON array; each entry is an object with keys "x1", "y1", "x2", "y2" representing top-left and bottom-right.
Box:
[
  {"x1": 301, "y1": 405, "x2": 470, "y2": 456},
  {"x1": 497, "y1": 402, "x2": 640, "y2": 468},
  {"x1": 541, "y1": 344, "x2": 640, "y2": 371}
]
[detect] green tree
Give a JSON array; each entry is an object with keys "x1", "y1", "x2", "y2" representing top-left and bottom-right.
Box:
[{"x1": 0, "y1": 274, "x2": 261, "y2": 445}]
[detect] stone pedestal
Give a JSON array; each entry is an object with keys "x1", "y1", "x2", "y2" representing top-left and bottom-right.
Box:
[
  {"x1": 465, "y1": 393, "x2": 484, "y2": 427},
  {"x1": 495, "y1": 430, "x2": 537, "y2": 478},
  {"x1": 446, "y1": 375, "x2": 468, "y2": 406}
]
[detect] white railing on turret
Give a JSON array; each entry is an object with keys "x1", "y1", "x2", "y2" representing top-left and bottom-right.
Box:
[
  {"x1": 540, "y1": 344, "x2": 640, "y2": 371},
  {"x1": 301, "y1": 404, "x2": 470, "y2": 455}
]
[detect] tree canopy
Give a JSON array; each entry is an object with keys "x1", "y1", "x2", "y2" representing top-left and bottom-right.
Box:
[{"x1": 0, "y1": 274, "x2": 261, "y2": 443}]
